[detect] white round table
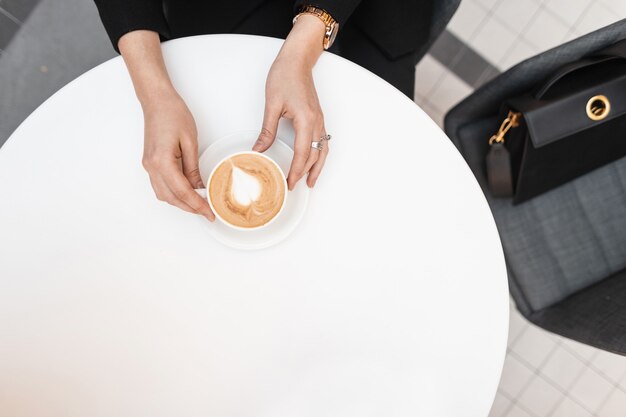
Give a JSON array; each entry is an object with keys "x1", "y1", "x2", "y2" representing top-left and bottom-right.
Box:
[{"x1": 0, "y1": 35, "x2": 508, "y2": 417}]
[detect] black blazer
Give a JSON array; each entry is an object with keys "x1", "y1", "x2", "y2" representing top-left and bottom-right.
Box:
[{"x1": 94, "y1": 0, "x2": 432, "y2": 59}]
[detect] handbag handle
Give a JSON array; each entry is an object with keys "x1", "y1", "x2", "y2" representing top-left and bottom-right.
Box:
[{"x1": 535, "y1": 39, "x2": 626, "y2": 99}]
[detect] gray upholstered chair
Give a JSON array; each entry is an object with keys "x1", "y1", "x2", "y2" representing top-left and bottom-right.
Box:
[{"x1": 444, "y1": 19, "x2": 626, "y2": 355}]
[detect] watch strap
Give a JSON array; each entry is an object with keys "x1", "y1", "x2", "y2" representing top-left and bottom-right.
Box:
[
  {"x1": 294, "y1": 5, "x2": 337, "y2": 27},
  {"x1": 293, "y1": 6, "x2": 339, "y2": 50}
]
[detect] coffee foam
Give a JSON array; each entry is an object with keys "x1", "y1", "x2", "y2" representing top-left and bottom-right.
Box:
[
  {"x1": 209, "y1": 153, "x2": 286, "y2": 229},
  {"x1": 230, "y1": 167, "x2": 261, "y2": 206}
]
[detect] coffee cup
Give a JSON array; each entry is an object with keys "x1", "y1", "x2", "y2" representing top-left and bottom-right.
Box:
[{"x1": 203, "y1": 151, "x2": 288, "y2": 231}]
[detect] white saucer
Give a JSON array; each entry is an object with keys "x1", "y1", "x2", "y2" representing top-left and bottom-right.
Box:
[{"x1": 197, "y1": 131, "x2": 309, "y2": 250}]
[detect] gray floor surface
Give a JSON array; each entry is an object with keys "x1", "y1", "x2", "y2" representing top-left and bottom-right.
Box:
[{"x1": 0, "y1": 0, "x2": 114, "y2": 147}]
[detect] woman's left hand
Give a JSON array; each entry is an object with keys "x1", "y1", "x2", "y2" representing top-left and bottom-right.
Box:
[{"x1": 253, "y1": 14, "x2": 329, "y2": 189}]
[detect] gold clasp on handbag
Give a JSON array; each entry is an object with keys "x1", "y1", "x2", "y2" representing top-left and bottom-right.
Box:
[{"x1": 489, "y1": 111, "x2": 521, "y2": 145}]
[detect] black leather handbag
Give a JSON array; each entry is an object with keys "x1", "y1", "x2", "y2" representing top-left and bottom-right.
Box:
[{"x1": 486, "y1": 39, "x2": 626, "y2": 204}]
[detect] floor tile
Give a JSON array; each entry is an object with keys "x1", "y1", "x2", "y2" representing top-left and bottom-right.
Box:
[
  {"x1": 568, "y1": 367, "x2": 615, "y2": 413},
  {"x1": 498, "y1": 39, "x2": 539, "y2": 70},
  {"x1": 427, "y1": 72, "x2": 473, "y2": 112},
  {"x1": 544, "y1": 0, "x2": 590, "y2": 26},
  {"x1": 620, "y1": 373, "x2": 626, "y2": 393},
  {"x1": 488, "y1": 391, "x2": 512, "y2": 417},
  {"x1": 492, "y1": 0, "x2": 541, "y2": 35},
  {"x1": 452, "y1": 46, "x2": 498, "y2": 88},
  {"x1": 507, "y1": 307, "x2": 528, "y2": 346},
  {"x1": 510, "y1": 325, "x2": 557, "y2": 369},
  {"x1": 597, "y1": 388, "x2": 626, "y2": 417},
  {"x1": 0, "y1": 9, "x2": 20, "y2": 50},
  {"x1": 539, "y1": 345, "x2": 586, "y2": 391},
  {"x1": 599, "y1": 0, "x2": 626, "y2": 18},
  {"x1": 429, "y1": 30, "x2": 500, "y2": 89},
  {"x1": 551, "y1": 397, "x2": 592, "y2": 417},
  {"x1": 560, "y1": 29, "x2": 583, "y2": 45},
  {"x1": 590, "y1": 350, "x2": 626, "y2": 385},
  {"x1": 498, "y1": 354, "x2": 535, "y2": 398},
  {"x1": 419, "y1": 101, "x2": 445, "y2": 128},
  {"x1": 413, "y1": 95, "x2": 425, "y2": 107},
  {"x1": 575, "y1": 3, "x2": 620, "y2": 35},
  {"x1": 505, "y1": 404, "x2": 534, "y2": 417},
  {"x1": 0, "y1": 0, "x2": 40, "y2": 22},
  {"x1": 448, "y1": 0, "x2": 489, "y2": 42},
  {"x1": 429, "y1": 30, "x2": 466, "y2": 68},
  {"x1": 560, "y1": 338, "x2": 599, "y2": 362},
  {"x1": 413, "y1": 54, "x2": 448, "y2": 101},
  {"x1": 517, "y1": 375, "x2": 563, "y2": 417},
  {"x1": 522, "y1": 9, "x2": 571, "y2": 52},
  {"x1": 474, "y1": 0, "x2": 501, "y2": 11},
  {"x1": 470, "y1": 17, "x2": 518, "y2": 65}
]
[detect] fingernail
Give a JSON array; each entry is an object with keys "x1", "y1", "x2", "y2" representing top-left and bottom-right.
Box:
[{"x1": 252, "y1": 139, "x2": 263, "y2": 151}]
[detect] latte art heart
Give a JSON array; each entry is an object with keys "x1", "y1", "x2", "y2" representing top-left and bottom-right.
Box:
[
  {"x1": 209, "y1": 153, "x2": 286, "y2": 228},
  {"x1": 230, "y1": 167, "x2": 262, "y2": 206}
]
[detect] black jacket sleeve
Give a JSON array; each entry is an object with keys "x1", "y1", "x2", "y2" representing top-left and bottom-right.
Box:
[
  {"x1": 93, "y1": 0, "x2": 171, "y2": 53},
  {"x1": 293, "y1": 0, "x2": 362, "y2": 26}
]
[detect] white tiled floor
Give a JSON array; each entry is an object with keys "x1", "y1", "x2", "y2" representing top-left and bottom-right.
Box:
[
  {"x1": 490, "y1": 307, "x2": 626, "y2": 417},
  {"x1": 447, "y1": 0, "x2": 623, "y2": 72},
  {"x1": 599, "y1": 388, "x2": 626, "y2": 417},
  {"x1": 414, "y1": 0, "x2": 625, "y2": 416}
]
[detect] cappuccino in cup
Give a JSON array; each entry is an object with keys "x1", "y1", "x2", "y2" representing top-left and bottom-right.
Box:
[{"x1": 207, "y1": 151, "x2": 287, "y2": 229}]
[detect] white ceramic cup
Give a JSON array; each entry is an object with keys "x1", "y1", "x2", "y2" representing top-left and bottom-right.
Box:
[{"x1": 202, "y1": 151, "x2": 288, "y2": 231}]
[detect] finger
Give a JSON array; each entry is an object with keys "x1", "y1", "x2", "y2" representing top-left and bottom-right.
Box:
[
  {"x1": 161, "y1": 161, "x2": 216, "y2": 221},
  {"x1": 303, "y1": 127, "x2": 324, "y2": 174},
  {"x1": 180, "y1": 135, "x2": 204, "y2": 189},
  {"x1": 303, "y1": 148, "x2": 320, "y2": 176},
  {"x1": 287, "y1": 120, "x2": 313, "y2": 190},
  {"x1": 307, "y1": 142, "x2": 329, "y2": 188},
  {"x1": 151, "y1": 174, "x2": 198, "y2": 214},
  {"x1": 253, "y1": 103, "x2": 281, "y2": 152}
]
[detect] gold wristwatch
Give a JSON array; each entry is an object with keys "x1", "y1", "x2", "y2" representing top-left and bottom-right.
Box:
[{"x1": 293, "y1": 5, "x2": 339, "y2": 50}]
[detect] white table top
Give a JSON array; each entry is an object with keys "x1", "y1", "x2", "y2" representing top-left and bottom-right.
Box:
[{"x1": 0, "y1": 35, "x2": 508, "y2": 417}]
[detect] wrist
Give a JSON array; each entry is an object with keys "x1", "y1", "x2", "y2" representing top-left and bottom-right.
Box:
[
  {"x1": 279, "y1": 14, "x2": 325, "y2": 70},
  {"x1": 137, "y1": 81, "x2": 179, "y2": 112},
  {"x1": 118, "y1": 30, "x2": 179, "y2": 112}
]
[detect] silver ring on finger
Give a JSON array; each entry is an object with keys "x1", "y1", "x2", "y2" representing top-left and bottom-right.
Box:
[
  {"x1": 311, "y1": 141, "x2": 324, "y2": 151},
  {"x1": 320, "y1": 134, "x2": 332, "y2": 142}
]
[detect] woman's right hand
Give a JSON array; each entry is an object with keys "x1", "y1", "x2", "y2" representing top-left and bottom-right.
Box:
[
  {"x1": 141, "y1": 91, "x2": 215, "y2": 221},
  {"x1": 118, "y1": 30, "x2": 214, "y2": 221}
]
